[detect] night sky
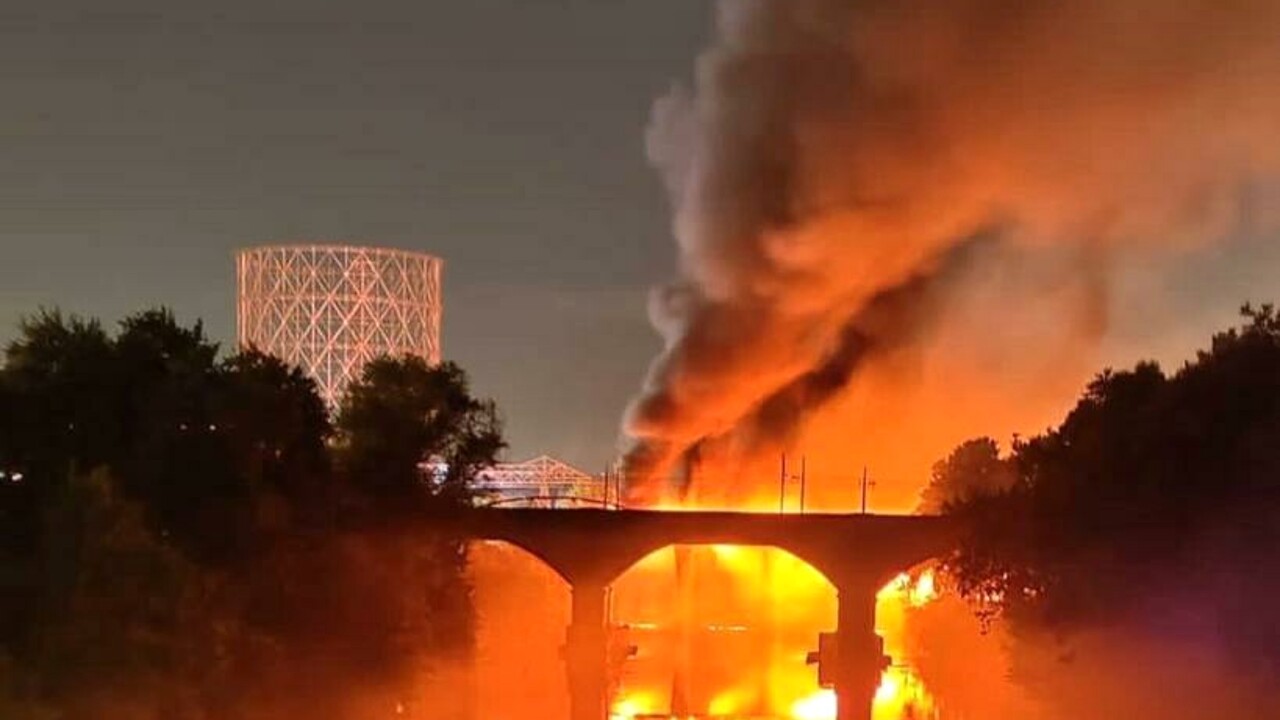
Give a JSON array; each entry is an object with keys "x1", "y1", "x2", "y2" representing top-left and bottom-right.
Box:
[
  {"x1": 0, "y1": 1, "x2": 710, "y2": 472},
  {"x1": 3, "y1": 2, "x2": 1278, "y2": 475}
]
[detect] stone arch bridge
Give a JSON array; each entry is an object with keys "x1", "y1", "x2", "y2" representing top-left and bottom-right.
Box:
[{"x1": 443, "y1": 508, "x2": 959, "y2": 720}]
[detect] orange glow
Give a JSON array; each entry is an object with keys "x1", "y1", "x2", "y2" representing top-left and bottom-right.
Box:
[
  {"x1": 874, "y1": 666, "x2": 938, "y2": 719},
  {"x1": 611, "y1": 544, "x2": 831, "y2": 718},
  {"x1": 472, "y1": 458, "x2": 945, "y2": 719},
  {"x1": 876, "y1": 670, "x2": 903, "y2": 705},
  {"x1": 873, "y1": 569, "x2": 941, "y2": 720},
  {"x1": 880, "y1": 568, "x2": 940, "y2": 609},
  {"x1": 913, "y1": 570, "x2": 938, "y2": 607},
  {"x1": 708, "y1": 687, "x2": 750, "y2": 715},
  {"x1": 468, "y1": 542, "x2": 570, "y2": 719},
  {"x1": 610, "y1": 689, "x2": 663, "y2": 719},
  {"x1": 792, "y1": 689, "x2": 836, "y2": 720},
  {"x1": 607, "y1": 542, "x2": 940, "y2": 720}
]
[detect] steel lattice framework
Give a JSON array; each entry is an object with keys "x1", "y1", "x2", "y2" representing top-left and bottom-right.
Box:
[
  {"x1": 236, "y1": 244, "x2": 442, "y2": 410},
  {"x1": 474, "y1": 455, "x2": 609, "y2": 508}
]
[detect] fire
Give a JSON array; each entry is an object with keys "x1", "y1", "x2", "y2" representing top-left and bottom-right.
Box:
[
  {"x1": 876, "y1": 671, "x2": 903, "y2": 705},
  {"x1": 880, "y1": 569, "x2": 939, "y2": 609},
  {"x1": 873, "y1": 666, "x2": 938, "y2": 719},
  {"x1": 708, "y1": 688, "x2": 751, "y2": 715},
  {"x1": 791, "y1": 689, "x2": 836, "y2": 720},
  {"x1": 611, "y1": 690, "x2": 662, "y2": 719},
  {"x1": 608, "y1": 544, "x2": 940, "y2": 720},
  {"x1": 871, "y1": 569, "x2": 941, "y2": 720},
  {"x1": 470, "y1": 464, "x2": 945, "y2": 719}
]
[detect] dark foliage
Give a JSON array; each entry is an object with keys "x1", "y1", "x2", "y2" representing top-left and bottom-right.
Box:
[
  {"x1": 336, "y1": 356, "x2": 504, "y2": 515},
  {"x1": 918, "y1": 437, "x2": 1017, "y2": 515},
  {"x1": 0, "y1": 307, "x2": 504, "y2": 719},
  {"x1": 943, "y1": 304, "x2": 1280, "y2": 675},
  {"x1": 332, "y1": 355, "x2": 505, "y2": 658}
]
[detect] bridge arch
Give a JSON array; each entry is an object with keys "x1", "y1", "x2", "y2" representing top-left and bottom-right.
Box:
[
  {"x1": 469, "y1": 540, "x2": 572, "y2": 719},
  {"x1": 470, "y1": 531, "x2": 580, "y2": 585},
  {"x1": 447, "y1": 508, "x2": 961, "y2": 720},
  {"x1": 610, "y1": 542, "x2": 839, "y2": 719}
]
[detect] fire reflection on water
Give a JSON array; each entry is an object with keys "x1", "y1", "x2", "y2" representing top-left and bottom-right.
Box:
[
  {"x1": 468, "y1": 507, "x2": 940, "y2": 720},
  {"x1": 607, "y1": 544, "x2": 939, "y2": 720}
]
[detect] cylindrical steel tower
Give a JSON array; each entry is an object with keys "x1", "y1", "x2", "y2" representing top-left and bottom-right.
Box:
[{"x1": 236, "y1": 244, "x2": 443, "y2": 410}]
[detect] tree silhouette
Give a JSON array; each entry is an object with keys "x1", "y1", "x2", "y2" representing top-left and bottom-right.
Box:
[
  {"x1": 0, "y1": 307, "x2": 505, "y2": 719},
  {"x1": 0, "y1": 310, "x2": 117, "y2": 494},
  {"x1": 944, "y1": 305, "x2": 1280, "y2": 671},
  {"x1": 918, "y1": 437, "x2": 1016, "y2": 514},
  {"x1": 216, "y1": 348, "x2": 333, "y2": 522},
  {"x1": 332, "y1": 355, "x2": 505, "y2": 672},
  {"x1": 335, "y1": 356, "x2": 504, "y2": 516}
]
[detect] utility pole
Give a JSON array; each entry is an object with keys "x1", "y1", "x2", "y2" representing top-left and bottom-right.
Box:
[
  {"x1": 799, "y1": 455, "x2": 807, "y2": 514},
  {"x1": 859, "y1": 466, "x2": 875, "y2": 514},
  {"x1": 607, "y1": 463, "x2": 623, "y2": 509},
  {"x1": 613, "y1": 465, "x2": 621, "y2": 509},
  {"x1": 779, "y1": 453, "x2": 788, "y2": 513},
  {"x1": 781, "y1": 453, "x2": 809, "y2": 513}
]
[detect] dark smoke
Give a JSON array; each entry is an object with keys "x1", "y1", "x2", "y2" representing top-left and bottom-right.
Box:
[{"x1": 624, "y1": 0, "x2": 1280, "y2": 503}]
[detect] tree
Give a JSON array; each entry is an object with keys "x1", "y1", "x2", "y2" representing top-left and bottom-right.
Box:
[
  {"x1": 111, "y1": 309, "x2": 236, "y2": 562},
  {"x1": 13, "y1": 470, "x2": 231, "y2": 720},
  {"x1": 917, "y1": 437, "x2": 1016, "y2": 514},
  {"x1": 1, "y1": 309, "x2": 335, "y2": 564},
  {"x1": 332, "y1": 355, "x2": 504, "y2": 691},
  {"x1": 0, "y1": 308, "x2": 338, "y2": 653},
  {"x1": 943, "y1": 305, "x2": 1280, "y2": 672},
  {"x1": 0, "y1": 312, "x2": 121, "y2": 652},
  {"x1": 335, "y1": 356, "x2": 504, "y2": 514},
  {"x1": 216, "y1": 349, "x2": 333, "y2": 521},
  {"x1": 0, "y1": 308, "x2": 506, "y2": 719},
  {"x1": 0, "y1": 310, "x2": 117, "y2": 495}
]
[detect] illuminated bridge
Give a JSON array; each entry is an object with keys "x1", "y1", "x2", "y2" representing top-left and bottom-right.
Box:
[
  {"x1": 473, "y1": 455, "x2": 617, "y2": 508},
  {"x1": 442, "y1": 507, "x2": 960, "y2": 720}
]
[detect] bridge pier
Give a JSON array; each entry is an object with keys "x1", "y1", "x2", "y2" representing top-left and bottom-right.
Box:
[
  {"x1": 452, "y1": 508, "x2": 957, "y2": 720},
  {"x1": 566, "y1": 582, "x2": 609, "y2": 720},
  {"x1": 834, "y1": 583, "x2": 885, "y2": 720}
]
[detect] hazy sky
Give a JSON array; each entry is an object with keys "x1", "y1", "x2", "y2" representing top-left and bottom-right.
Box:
[{"x1": 0, "y1": 1, "x2": 711, "y2": 471}]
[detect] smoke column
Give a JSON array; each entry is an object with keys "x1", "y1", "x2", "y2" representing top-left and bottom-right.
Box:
[{"x1": 624, "y1": 0, "x2": 1280, "y2": 506}]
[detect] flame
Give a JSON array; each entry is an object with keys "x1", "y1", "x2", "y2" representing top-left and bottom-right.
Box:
[
  {"x1": 872, "y1": 569, "x2": 940, "y2": 720},
  {"x1": 610, "y1": 689, "x2": 662, "y2": 719},
  {"x1": 476, "y1": 450, "x2": 945, "y2": 720},
  {"x1": 608, "y1": 545, "x2": 940, "y2": 720},
  {"x1": 913, "y1": 570, "x2": 937, "y2": 607},
  {"x1": 874, "y1": 666, "x2": 938, "y2": 719},
  {"x1": 608, "y1": 699, "x2": 639, "y2": 718},
  {"x1": 876, "y1": 670, "x2": 903, "y2": 706},
  {"x1": 792, "y1": 689, "x2": 837, "y2": 720},
  {"x1": 708, "y1": 687, "x2": 750, "y2": 715},
  {"x1": 879, "y1": 569, "x2": 939, "y2": 609}
]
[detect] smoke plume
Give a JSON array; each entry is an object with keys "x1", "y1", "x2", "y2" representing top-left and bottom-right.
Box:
[{"x1": 624, "y1": 0, "x2": 1280, "y2": 505}]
